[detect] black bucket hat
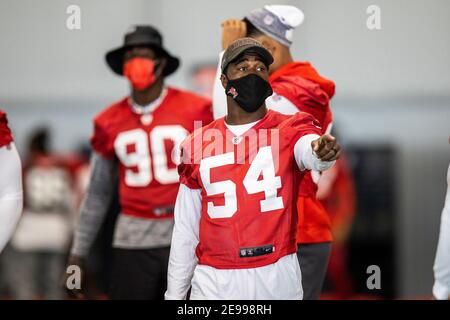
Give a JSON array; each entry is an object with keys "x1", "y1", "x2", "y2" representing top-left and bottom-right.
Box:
[{"x1": 105, "y1": 25, "x2": 180, "y2": 76}]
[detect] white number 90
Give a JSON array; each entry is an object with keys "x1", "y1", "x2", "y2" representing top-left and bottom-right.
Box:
[{"x1": 114, "y1": 126, "x2": 188, "y2": 187}]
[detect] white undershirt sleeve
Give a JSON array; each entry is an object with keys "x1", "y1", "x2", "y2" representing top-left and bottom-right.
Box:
[
  {"x1": 0, "y1": 142, "x2": 23, "y2": 252},
  {"x1": 165, "y1": 183, "x2": 202, "y2": 300},
  {"x1": 212, "y1": 51, "x2": 228, "y2": 120},
  {"x1": 294, "y1": 134, "x2": 335, "y2": 172},
  {"x1": 433, "y1": 163, "x2": 450, "y2": 300}
]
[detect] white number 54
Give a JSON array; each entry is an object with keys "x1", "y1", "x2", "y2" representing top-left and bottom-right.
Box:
[{"x1": 200, "y1": 146, "x2": 284, "y2": 219}]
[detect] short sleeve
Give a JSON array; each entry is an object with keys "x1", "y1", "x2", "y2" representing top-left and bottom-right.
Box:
[
  {"x1": 281, "y1": 112, "x2": 322, "y2": 148},
  {"x1": 90, "y1": 119, "x2": 115, "y2": 159},
  {"x1": 0, "y1": 111, "x2": 13, "y2": 148},
  {"x1": 177, "y1": 138, "x2": 201, "y2": 189}
]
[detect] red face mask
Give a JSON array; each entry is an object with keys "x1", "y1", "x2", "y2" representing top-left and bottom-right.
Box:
[{"x1": 123, "y1": 57, "x2": 158, "y2": 90}]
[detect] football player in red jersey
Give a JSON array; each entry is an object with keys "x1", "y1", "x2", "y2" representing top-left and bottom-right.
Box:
[
  {"x1": 0, "y1": 110, "x2": 23, "y2": 253},
  {"x1": 66, "y1": 26, "x2": 213, "y2": 300},
  {"x1": 165, "y1": 38, "x2": 340, "y2": 300},
  {"x1": 213, "y1": 5, "x2": 336, "y2": 299},
  {"x1": 5, "y1": 128, "x2": 84, "y2": 299}
]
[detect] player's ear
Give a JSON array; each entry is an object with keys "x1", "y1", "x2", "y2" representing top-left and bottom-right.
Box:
[{"x1": 220, "y1": 73, "x2": 228, "y2": 90}]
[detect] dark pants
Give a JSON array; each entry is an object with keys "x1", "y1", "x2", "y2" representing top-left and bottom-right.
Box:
[
  {"x1": 297, "y1": 242, "x2": 332, "y2": 300},
  {"x1": 109, "y1": 247, "x2": 170, "y2": 300}
]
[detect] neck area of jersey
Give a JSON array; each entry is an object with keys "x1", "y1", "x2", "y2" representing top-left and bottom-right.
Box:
[{"x1": 129, "y1": 87, "x2": 168, "y2": 115}]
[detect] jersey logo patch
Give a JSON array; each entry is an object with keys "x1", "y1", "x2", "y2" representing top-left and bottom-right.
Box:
[
  {"x1": 232, "y1": 136, "x2": 243, "y2": 145},
  {"x1": 239, "y1": 244, "x2": 275, "y2": 258}
]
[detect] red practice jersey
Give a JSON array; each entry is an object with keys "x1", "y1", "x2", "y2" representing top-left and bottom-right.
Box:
[
  {"x1": 178, "y1": 110, "x2": 321, "y2": 269},
  {"x1": 269, "y1": 62, "x2": 335, "y2": 244},
  {"x1": 0, "y1": 110, "x2": 13, "y2": 147},
  {"x1": 91, "y1": 87, "x2": 213, "y2": 220}
]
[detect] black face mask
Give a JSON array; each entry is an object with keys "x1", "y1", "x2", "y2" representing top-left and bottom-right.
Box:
[{"x1": 225, "y1": 73, "x2": 273, "y2": 113}]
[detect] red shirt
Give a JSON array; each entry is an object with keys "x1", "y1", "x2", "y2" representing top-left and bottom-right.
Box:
[
  {"x1": 0, "y1": 110, "x2": 13, "y2": 147},
  {"x1": 178, "y1": 110, "x2": 321, "y2": 269},
  {"x1": 269, "y1": 62, "x2": 336, "y2": 243},
  {"x1": 91, "y1": 87, "x2": 213, "y2": 219}
]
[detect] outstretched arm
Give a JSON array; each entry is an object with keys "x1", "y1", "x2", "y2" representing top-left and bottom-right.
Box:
[{"x1": 294, "y1": 133, "x2": 341, "y2": 172}]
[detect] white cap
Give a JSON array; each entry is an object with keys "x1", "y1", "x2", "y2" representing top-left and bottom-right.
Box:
[
  {"x1": 246, "y1": 5, "x2": 305, "y2": 46},
  {"x1": 264, "y1": 5, "x2": 305, "y2": 28}
]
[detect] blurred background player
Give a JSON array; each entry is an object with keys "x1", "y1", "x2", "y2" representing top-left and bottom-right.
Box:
[
  {"x1": 66, "y1": 25, "x2": 213, "y2": 300},
  {"x1": 3, "y1": 128, "x2": 80, "y2": 300},
  {"x1": 0, "y1": 110, "x2": 23, "y2": 253},
  {"x1": 212, "y1": 5, "x2": 335, "y2": 299},
  {"x1": 166, "y1": 38, "x2": 341, "y2": 300},
  {"x1": 432, "y1": 160, "x2": 450, "y2": 300}
]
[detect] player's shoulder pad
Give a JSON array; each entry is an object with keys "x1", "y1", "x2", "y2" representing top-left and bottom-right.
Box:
[
  {"x1": 93, "y1": 97, "x2": 129, "y2": 127},
  {"x1": 180, "y1": 118, "x2": 218, "y2": 145},
  {"x1": 179, "y1": 118, "x2": 220, "y2": 163},
  {"x1": 282, "y1": 111, "x2": 322, "y2": 131},
  {"x1": 267, "y1": 109, "x2": 292, "y2": 122}
]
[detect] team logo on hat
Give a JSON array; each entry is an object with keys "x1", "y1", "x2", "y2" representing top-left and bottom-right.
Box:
[{"x1": 263, "y1": 14, "x2": 274, "y2": 25}]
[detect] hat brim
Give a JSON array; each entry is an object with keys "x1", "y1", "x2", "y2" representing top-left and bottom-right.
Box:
[
  {"x1": 222, "y1": 44, "x2": 274, "y2": 73},
  {"x1": 105, "y1": 44, "x2": 180, "y2": 77}
]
